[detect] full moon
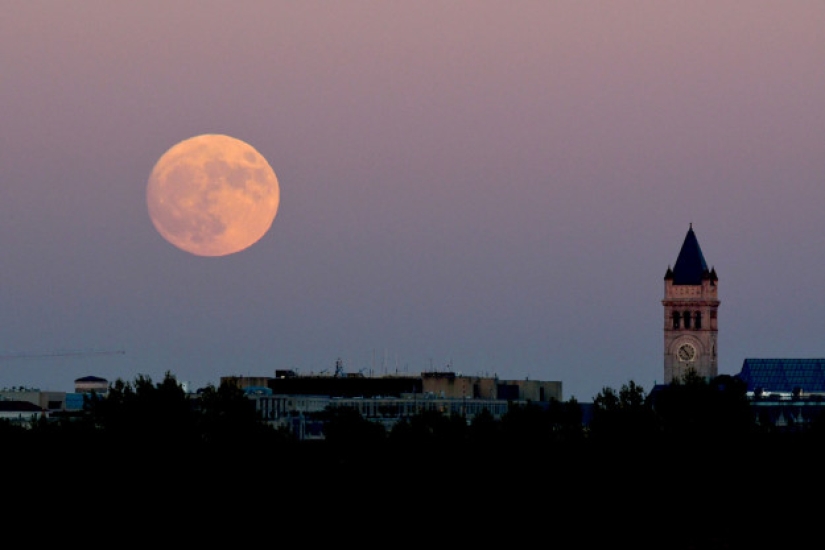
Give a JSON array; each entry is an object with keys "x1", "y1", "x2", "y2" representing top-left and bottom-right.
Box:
[{"x1": 146, "y1": 134, "x2": 280, "y2": 257}]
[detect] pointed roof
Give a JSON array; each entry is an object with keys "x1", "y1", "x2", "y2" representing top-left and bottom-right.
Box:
[{"x1": 670, "y1": 224, "x2": 710, "y2": 285}]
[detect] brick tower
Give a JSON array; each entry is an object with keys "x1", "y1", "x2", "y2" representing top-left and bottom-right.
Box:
[{"x1": 663, "y1": 224, "x2": 719, "y2": 383}]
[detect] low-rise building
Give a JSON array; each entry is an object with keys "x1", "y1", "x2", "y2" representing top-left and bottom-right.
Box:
[
  {"x1": 735, "y1": 358, "x2": 825, "y2": 431},
  {"x1": 0, "y1": 399, "x2": 43, "y2": 427},
  {"x1": 0, "y1": 388, "x2": 66, "y2": 415},
  {"x1": 224, "y1": 370, "x2": 562, "y2": 439}
]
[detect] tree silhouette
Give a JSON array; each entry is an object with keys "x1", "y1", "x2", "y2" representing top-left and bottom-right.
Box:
[
  {"x1": 196, "y1": 381, "x2": 289, "y2": 449},
  {"x1": 320, "y1": 404, "x2": 387, "y2": 448},
  {"x1": 84, "y1": 371, "x2": 200, "y2": 450},
  {"x1": 467, "y1": 407, "x2": 500, "y2": 445},
  {"x1": 590, "y1": 380, "x2": 656, "y2": 443},
  {"x1": 651, "y1": 370, "x2": 754, "y2": 442},
  {"x1": 551, "y1": 396, "x2": 585, "y2": 441}
]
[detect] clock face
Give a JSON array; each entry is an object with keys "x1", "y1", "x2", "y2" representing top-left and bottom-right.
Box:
[{"x1": 677, "y1": 343, "x2": 696, "y2": 362}]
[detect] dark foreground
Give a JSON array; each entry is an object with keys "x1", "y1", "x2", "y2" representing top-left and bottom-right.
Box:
[{"x1": 11, "y1": 435, "x2": 818, "y2": 548}]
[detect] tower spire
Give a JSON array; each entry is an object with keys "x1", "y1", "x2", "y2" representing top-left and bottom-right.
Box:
[{"x1": 671, "y1": 225, "x2": 708, "y2": 285}]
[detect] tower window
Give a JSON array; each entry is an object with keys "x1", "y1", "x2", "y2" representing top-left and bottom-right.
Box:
[
  {"x1": 694, "y1": 312, "x2": 702, "y2": 329},
  {"x1": 672, "y1": 311, "x2": 680, "y2": 329},
  {"x1": 683, "y1": 311, "x2": 691, "y2": 329}
]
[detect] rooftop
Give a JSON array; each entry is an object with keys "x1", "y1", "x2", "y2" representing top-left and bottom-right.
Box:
[
  {"x1": 667, "y1": 224, "x2": 716, "y2": 285},
  {"x1": 735, "y1": 358, "x2": 825, "y2": 395}
]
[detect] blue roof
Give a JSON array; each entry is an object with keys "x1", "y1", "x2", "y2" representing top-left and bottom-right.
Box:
[
  {"x1": 735, "y1": 359, "x2": 825, "y2": 393},
  {"x1": 669, "y1": 225, "x2": 711, "y2": 285}
]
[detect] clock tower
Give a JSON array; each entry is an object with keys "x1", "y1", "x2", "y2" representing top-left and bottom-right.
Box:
[{"x1": 663, "y1": 224, "x2": 719, "y2": 383}]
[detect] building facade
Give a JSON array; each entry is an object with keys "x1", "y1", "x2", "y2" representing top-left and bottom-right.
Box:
[
  {"x1": 0, "y1": 388, "x2": 66, "y2": 413},
  {"x1": 224, "y1": 370, "x2": 562, "y2": 439},
  {"x1": 663, "y1": 225, "x2": 719, "y2": 383}
]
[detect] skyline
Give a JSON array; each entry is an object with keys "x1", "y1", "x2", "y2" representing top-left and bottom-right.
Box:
[{"x1": 2, "y1": 3, "x2": 824, "y2": 401}]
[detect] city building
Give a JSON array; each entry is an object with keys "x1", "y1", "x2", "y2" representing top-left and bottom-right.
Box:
[
  {"x1": 0, "y1": 387, "x2": 66, "y2": 417},
  {"x1": 735, "y1": 358, "x2": 825, "y2": 431},
  {"x1": 660, "y1": 228, "x2": 825, "y2": 431},
  {"x1": 73, "y1": 375, "x2": 109, "y2": 394},
  {"x1": 0, "y1": 399, "x2": 44, "y2": 427},
  {"x1": 0, "y1": 376, "x2": 113, "y2": 423},
  {"x1": 663, "y1": 224, "x2": 719, "y2": 383},
  {"x1": 223, "y1": 367, "x2": 562, "y2": 439}
]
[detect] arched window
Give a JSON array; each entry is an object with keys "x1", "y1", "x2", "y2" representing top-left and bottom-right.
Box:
[
  {"x1": 694, "y1": 311, "x2": 702, "y2": 329},
  {"x1": 683, "y1": 311, "x2": 691, "y2": 329},
  {"x1": 672, "y1": 311, "x2": 680, "y2": 329}
]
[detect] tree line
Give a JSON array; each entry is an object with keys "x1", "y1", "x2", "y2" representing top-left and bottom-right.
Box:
[{"x1": 6, "y1": 369, "x2": 824, "y2": 462}]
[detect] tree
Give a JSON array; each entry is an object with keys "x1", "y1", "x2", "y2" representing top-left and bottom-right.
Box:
[
  {"x1": 589, "y1": 380, "x2": 655, "y2": 442},
  {"x1": 651, "y1": 371, "x2": 755, "y2": 444},
  {"x1": 83, "y1": 372, "x2": 289, "y2": 450},
  {"x1": 196, "y1": 380, "x2": 289, "y2": 449},
  {"x1": 500, "y1": 401, "x2": 553, "y2": 448},
  {"x1": 83, "y1": 372, "x2": 200, "y2": 449},
  {"x1": 546, "y1": 396, "x2": 585, "y2": 443},
  {"x1": 389, "y1": 408, "x2": 466, "y2": 446},
  {"x1": 320, "y1": 405, "x2": 387, "y2": 448},
  {"x1": 467, "y1": 407, "x2": 500, "y2": 444}
]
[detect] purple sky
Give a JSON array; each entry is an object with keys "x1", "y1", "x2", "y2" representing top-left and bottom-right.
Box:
[{"x1": 2, "y1": 2, "x2": 824, "y2": 401}]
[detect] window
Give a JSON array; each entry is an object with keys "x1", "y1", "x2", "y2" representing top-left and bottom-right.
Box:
[
  {"x1": 672, "y1": 311, "x2": 680, "y2": 329},
  {"x1": 683, "y1": 311, "x2": 691, "y2": 329},
  {"x1": 694, "y1": 311, "x2": 702, "y2": 329}
]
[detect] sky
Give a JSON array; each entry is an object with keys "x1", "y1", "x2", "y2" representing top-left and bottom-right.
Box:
[{"x1": 2, "y1": 2, "x2": 824, "y2": 402}]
